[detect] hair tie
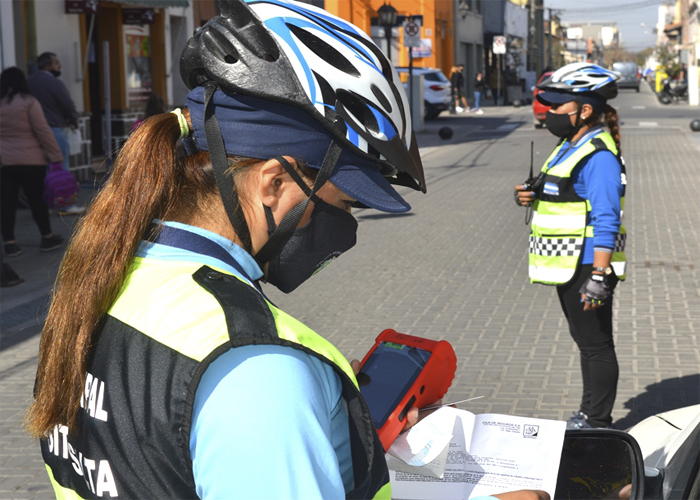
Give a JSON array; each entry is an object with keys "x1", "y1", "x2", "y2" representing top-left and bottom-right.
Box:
[{"x1": 170, "y1": 108, "x2": 190, "y2": 139}]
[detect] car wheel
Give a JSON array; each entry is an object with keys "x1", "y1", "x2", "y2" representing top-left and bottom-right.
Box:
[{"x1": 424, "y1": 102, "x2": 438, "y2": 120}]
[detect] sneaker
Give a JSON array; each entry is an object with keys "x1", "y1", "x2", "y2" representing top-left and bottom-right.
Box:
[
  {"x1": 464, "y1": 108, "x2": 471, "y2": 113},
  {"x1": 566, "y1": 411, "x2": 613, "y2": 429},
  {"x1": 475, "y1": 109, "x2": 484, "y2": 115},
  {"x1": 57, "y1": 205, "x2": 86, "y2": 216},
  {"x1": 566, "y1": 411, "x2": 591, "y2": 429},
  {"x1": 40, "y1": 234, "x2": 64, "y2": 252},
  {"x1": 1, "y1": 263, "x2": 23, "y2": 287},
  {"x1": 455, "y1": 106, "x2": 465, "y2": 113},
  {"x1": 3, "y1": 242, "x2": 22, "y2": 257}
]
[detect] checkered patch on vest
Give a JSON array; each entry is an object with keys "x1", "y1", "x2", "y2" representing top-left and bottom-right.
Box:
[
  {"x1": 529, "y1": 236, "x2": 583, "y2": 256},
  {"x1": 614, "y1": 233, "x2": 626, "y2": 252}
]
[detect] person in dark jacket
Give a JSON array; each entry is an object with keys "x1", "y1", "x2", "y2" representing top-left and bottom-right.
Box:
[{"x1": 28, "y1": 52, "x2": 85, "y2": 216}]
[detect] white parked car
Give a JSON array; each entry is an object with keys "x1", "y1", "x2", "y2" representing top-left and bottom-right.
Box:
[
  {"x1": 395, "y1": 67, "x2": 451, "y2": 120},
  {"x1": 555, "y1": 404, "x2": 700, "y2": 499}
]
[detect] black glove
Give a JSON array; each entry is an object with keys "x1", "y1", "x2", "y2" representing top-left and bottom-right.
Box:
[
  {"x1": 514, "y1": 189, "x2": 525, "y2": 206},
  {"x1": 579, "y1": 273, "x2": 613, "y2": 306}
]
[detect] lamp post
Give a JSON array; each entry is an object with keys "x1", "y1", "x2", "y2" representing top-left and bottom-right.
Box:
[
  {"x1": 458, "y1": 0, "x2": 470, "y2": 19},
  {"x1": 377, "y1": 2, "x2": 398, "y2": 63}
]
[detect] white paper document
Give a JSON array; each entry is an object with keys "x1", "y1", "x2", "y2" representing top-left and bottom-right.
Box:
[{"x1": 389, "y1": 407, "x2": 566, "y2": 500}]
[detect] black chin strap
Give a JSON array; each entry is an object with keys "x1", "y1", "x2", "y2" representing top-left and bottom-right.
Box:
[
  {"x1": 254, "y1": 141, "x2": 342, "y2": 267},
  {"x1": 203, "y1": 83, "x2": 253, "y2": 253},
  {"x1": 573, "y1": 95, "x2": 584, "y2": 130}
]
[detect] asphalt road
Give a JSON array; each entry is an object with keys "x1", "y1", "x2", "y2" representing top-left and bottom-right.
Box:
[{"x1": 1, "y1": 81, "x2": 698, "y2": 499}]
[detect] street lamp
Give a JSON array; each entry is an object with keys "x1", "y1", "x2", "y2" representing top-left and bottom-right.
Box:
[
  {"x1": 377, "y1": 2, "x2": 398, "y2": 62},
  {"x1": 458, "y1": 0, "x2": 470, "y2": 19}
]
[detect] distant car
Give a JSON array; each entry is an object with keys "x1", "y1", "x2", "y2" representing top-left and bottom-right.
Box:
[
  {"x1": 396, "y1": 67, "x2": 451, "y2": 120},
  {"x1": 532, "y1": 71, "x2": 553, "y2": 128},
  {"x1": 612, "y1": 61, "x2": 640, "y2": 92}
]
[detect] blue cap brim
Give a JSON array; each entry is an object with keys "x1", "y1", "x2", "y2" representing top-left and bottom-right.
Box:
[
  {"x1": 536, "y1": 90, "x2": 577, "y2": 106},
  {"x1": 537, "y1": 90, "x2": 607, "y2": 111},
  {"x1": 186, "y1": 87, "x2": 410, "y2": 213}
]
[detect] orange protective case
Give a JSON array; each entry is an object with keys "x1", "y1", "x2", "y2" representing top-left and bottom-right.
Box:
[{"x1": 359, "y1": 329, "x2": 457, "y2": 452}]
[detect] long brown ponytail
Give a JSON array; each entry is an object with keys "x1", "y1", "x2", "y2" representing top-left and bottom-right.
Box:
[
  {"x1": 601, "y1": 103, "x2": 621, "y2": 155},
  {"x1": 25, "y1": 112, "x2": 226, "y2": 437}
]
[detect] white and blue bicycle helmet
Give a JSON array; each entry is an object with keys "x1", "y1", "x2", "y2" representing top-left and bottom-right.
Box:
[
  {"x1": 537, "y1": 62, "x2": 619, "y2": 109},
  {"x1": 179, "y1": 0, "x2": 425, "y2": 261}
]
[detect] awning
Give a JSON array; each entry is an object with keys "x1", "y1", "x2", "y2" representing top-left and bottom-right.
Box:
[
  {"x1": 663, "y1": 22, "x2": 682, "y2": 33},
  {"x1": 111, "y1": 0, "x2": 190, "y2": 8}
]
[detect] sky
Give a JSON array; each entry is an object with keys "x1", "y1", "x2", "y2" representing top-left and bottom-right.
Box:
[{"x1": 545, "y1": 0, "x2": 665, "y2": 52}]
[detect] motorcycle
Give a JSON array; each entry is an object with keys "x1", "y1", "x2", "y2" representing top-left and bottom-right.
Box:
[{"x1": 658, "y1": 78, "x2": 688, "y2": 104}]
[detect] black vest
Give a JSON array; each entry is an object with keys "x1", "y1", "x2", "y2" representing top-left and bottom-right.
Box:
[{"x1": 41, "y1": 266, "x2": 389, "y2": 499}]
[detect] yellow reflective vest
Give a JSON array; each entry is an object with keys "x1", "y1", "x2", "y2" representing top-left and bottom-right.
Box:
[
  {"x1": 529, "y1": 130, "x2": 627, "y2": 285},
  {"x1": 41, "y1": 257, "x2": 391, "y2": 499}
]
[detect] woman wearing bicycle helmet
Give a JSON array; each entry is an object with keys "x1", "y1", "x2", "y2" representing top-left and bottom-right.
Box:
[
  {"x1": 515, "y1": 62, "x2": 627, "y2": 430},
  {"x1": 27, "y1": 1, "x2": 548, "y2": 499}
]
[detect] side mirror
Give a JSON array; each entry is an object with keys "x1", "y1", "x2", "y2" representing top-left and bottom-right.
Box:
[{"x1": 556, "y1": 429, "x2": 645, "y2": 499}]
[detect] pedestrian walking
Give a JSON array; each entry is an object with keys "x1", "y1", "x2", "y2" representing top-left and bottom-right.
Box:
[
  {"x1": 473, "y1": 72, "x2": 487, "y2": 114},
  {"x1": 25, "y1": 2, "x2": 550, "y2": 500},
  {"x1": 0, "y1": 67, "x2": 64, "y2": 256},
  {"x1": 27, "y1": 52, "x2": 85, "y2": 215},
  {"x1": 450, "y1": 64, "x2": 470, "y2": 113},
  {"x1": 514, "y1": 62, "x2": 627, "y2": 430}
]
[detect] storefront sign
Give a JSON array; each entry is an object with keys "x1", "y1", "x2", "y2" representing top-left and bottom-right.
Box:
[
  {"x1": 123, "y1": 8, "x2": 155, "y2": 25},
  {"x1": 493, "y1": 36, "x2": 506, "y2": 55},
  {"x1": 65, "y1": 0, "x2": 99, "y2": 14},
  {"x1": 411, "y1": 38, "x2": 432, "y2": 58}
]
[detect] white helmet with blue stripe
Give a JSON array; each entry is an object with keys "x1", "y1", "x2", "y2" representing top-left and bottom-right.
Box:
[
  {"x1": 180, "y1": 0, "x2": 425, "y2": 193},
  {"x1": 538, "y1": 62, "x2": 619, "y2": 100}
]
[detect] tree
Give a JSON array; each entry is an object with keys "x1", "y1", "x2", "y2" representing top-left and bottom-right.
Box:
[
  {"x1": 636, "y1": 47, "x2": 654, "y2": 68},
  {"x1": 655, "y1": 43, "x2": 680, "y2": 75}
]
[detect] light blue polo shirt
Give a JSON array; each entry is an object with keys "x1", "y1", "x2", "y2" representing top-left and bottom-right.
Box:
[{"x1": 136, "y1": 221, "x2": 354, "y2": 499}]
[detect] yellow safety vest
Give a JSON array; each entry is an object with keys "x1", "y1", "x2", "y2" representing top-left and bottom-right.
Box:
[
  {"x1": 529, "y1": 131, "x2": 627, "y2": 285},
  {"x1": 41, "y1": 257, "x2": 391, "y2": 499}
]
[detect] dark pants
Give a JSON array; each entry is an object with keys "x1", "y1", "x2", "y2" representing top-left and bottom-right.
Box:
[
  {"x1": 556, "y1": 263, "x2": 619, "y2": 428},
  {"x1": 1, "y1": 165, "x2": 52, "y2": 242}
]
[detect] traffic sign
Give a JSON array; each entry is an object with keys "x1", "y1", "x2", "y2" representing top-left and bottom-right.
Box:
[
  {"x1": 493, "y1": 35, "x2": 506, "y2": 55},
  {"x1": 403, "y1": 21, "x2": 421, "y2": 48}
]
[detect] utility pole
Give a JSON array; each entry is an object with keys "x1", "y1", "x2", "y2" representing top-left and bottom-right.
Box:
[
  {"x1": 535, "y1": 0, "x2": 544, "y2": 76},
  {"x1": 528, "y1": 0, "x2": 535, "y2": 72},
  {"x1": 547, "y1": 8, "x2": 553, "y2": 69}
]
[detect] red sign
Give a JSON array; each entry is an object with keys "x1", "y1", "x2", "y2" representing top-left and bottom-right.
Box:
[{"x1": 65, "y1": 0, "x2": 99, "y2": 14}]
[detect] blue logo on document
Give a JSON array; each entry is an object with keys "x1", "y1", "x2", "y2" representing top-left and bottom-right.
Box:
[{"x1": 543, "y1": 182, "x2": 559, "y2": 196}]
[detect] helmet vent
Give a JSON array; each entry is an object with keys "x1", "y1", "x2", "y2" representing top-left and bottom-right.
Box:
[
  {"x1": 286, "y1": 23, "x2": 360, "y2": 78},
  {"x1": 203, "y1": 29, "x2": 240, "y2": 65},
  {"x1": 336, "y1": 89, "x2": 379, "y2": 135},
  {"x1": 313, "y1": 70, "x2": 337, "y2": 106},
  {"x1": 370, "y1": 84, "x2": 392, "y2": 113}
]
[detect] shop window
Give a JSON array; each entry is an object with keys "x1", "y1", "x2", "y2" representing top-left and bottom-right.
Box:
[{"x1": 124, "y1": 25, "x2": 152, "y2": 109}]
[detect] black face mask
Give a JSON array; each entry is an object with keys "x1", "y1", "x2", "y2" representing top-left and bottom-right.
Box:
[
  {"x1": 49, "y1": 69, "x2": 61, "y2": 78},
  {"x1": 545, "y1": 110, "x2": 578, "y2": 139},
  {"x1": 264, "y1": 199, "x2": 358, "y2": 293}
]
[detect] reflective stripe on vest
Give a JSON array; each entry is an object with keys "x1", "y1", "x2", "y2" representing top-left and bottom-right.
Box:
[
  {"x1": 42, "y1": 258, "x2": 390, "y2": 499},
  {"x1": 529, "y1": 131, "x2": 627, "y2": 284}
]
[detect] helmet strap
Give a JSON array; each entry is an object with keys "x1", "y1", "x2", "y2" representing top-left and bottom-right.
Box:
[
  {"x1": 254, "y1": 141, "x2": 341, "y2": 267},
  {"x1": 573, "y1": 95, "x2": 584, "y2": 129},
  {"x1": 203, "y1": 82, "x2": 253, "y2": 253}
]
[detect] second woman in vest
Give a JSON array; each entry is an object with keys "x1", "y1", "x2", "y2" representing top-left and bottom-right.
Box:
[{"x1": 515, "y1": 63, "x2": 627, "y2": 430}]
